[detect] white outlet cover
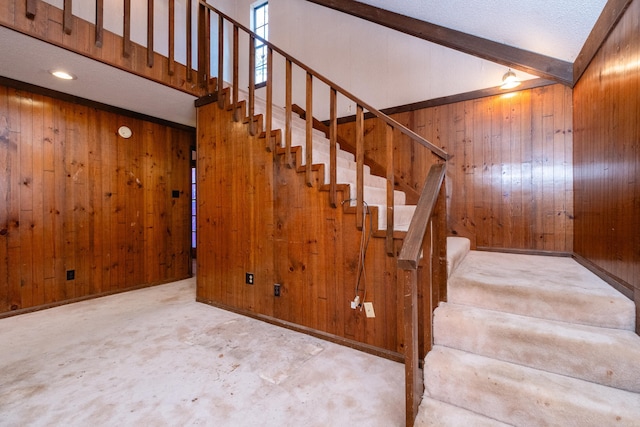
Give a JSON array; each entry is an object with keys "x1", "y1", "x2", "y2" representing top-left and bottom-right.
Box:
[{"x1": 364, "y1": 302, "x2": 375, "y2": 318}]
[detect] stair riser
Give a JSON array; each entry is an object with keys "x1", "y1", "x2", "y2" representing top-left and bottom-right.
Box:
[
  {"x1": 447, "y1": 252, "x2": 636, "y2": 331},
  {"x1": 424, "y1": 347, "x2": 640, "y2": 427},
  {"x1": 434, "y1": 303, "x2": 640, "y2": 393}
]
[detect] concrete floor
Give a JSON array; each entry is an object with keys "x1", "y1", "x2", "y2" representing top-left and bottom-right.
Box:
[{"x1": 0, "y1": 278, "x2": 404, "y2": 426}]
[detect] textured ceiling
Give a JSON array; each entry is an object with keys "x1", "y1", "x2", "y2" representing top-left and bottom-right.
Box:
[{"x1": 353, "y1": 0, "x2": 607, "y2": 62}]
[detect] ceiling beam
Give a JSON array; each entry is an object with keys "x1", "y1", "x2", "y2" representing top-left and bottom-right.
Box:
[
  {"x1": 573, "y1": 0, "x2": 633, "y2": 83},
  {"x1": 304, "y1": 0, "x2": 574, "y2": 86}
]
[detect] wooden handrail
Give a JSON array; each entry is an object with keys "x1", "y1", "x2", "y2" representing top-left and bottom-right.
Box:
[
  {"x1": 198, "y1": 1, "x2": 449, "y2": 162},
  {"x1": 398, "y1": 163, "x2": 446, "y2": 270}
]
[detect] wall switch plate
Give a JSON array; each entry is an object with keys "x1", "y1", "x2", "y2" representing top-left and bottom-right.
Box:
[
  {"x1": 364, "y1": 302, "x2": 375, "y2": 318},
  {"x1": 246, "y1": 272, "x2": 254, "y2": 285}
]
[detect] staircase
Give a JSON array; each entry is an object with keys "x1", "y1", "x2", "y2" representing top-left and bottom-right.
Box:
[
  {"x1": 417, "y1": 246, "x2": 640, "y2": 426},
  {"x1": 241, "y1": 89, "x2": 417, "y2": 232}
]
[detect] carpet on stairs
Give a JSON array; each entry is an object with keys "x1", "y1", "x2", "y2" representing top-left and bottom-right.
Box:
[{"x1": 418, "y1": 248, "x2": 640, "y2": 427}]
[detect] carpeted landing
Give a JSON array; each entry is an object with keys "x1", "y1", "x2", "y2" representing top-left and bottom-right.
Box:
[
  {"x1": 416, "y1": 249, "x2": 640, "y2": 427},
  {"x1": 0, "y1": 278, "x2": 404, "y2": 426}
]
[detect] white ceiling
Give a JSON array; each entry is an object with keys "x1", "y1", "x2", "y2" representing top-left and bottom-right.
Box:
[
  {"x1": 354, "y1": 0, "x2": 608, "y2": 63},
  {"x1": 0, "y1": 1, "x2": 608, "y2": 127}
]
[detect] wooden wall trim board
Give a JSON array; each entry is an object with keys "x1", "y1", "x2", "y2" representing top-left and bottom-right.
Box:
[
  {"x1": 304, "y1": 0, "x2": 573, "y2": 86},
  {"x1": 0, "y1": 0, "x2": 201, "y2": 97},
  {"x1": 0, "y1": 82, "x2": 193, "y2": 315},
  {"x1": 573, "y1": 0, "x2": 635, "y2": 82},
  {"x1": 196, "y1": 297, "x2": 405, "y2": 363},
  {"x1": 476, "y1": 247, "x2": 572, "y2": 258},
  {"x1": 0, "y1": 276, "x2": 186, "y2": 320},
  {"x1": 572, "y1": 254, "x2": 634, "y2": 300},
  {"x1": 332, "y1": 78, "x2": 557, "y2": 126},
  {"x1": 0, "y1": 76, "x2": 194, "y2": 133}
]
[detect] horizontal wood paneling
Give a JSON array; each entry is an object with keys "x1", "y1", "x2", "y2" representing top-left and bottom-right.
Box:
[
  {"x1": 0, "y1": 0, "x2": 200, "y2": 96},
  {"x1": 196, "y1": 101, "x2": 403, "y2": 354},
  {"x1": 338, "y1": 84, "x2": 574, "y2": 252},
  {"x1": 0, "y1": 83, "x2": 193, "y2": 315},
  {"x1": 573, "y1": 0, "x2": 639, "y2": 299}
]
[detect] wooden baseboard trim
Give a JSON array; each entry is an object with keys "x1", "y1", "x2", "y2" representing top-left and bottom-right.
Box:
[
  {"x1": 475, "y1": 246, "x2": 572, "y2": 258},
  {"x1": 0, "y1": 275, "x2": 193, "y2": 320},
  {"x1": 571, "y1": 253, "x2": 635, "y2": 300},
  {"x1": 196, "y1": 297, "x2": 405, "y2": 363}
]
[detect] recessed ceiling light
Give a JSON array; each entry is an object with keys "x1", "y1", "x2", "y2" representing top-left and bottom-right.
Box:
[{"x1": 50, "y1": 70, "x2": 77, "y2": 80}]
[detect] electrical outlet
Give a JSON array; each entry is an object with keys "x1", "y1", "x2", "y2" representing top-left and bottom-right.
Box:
[
  {"x1": 274, "y1": 283, "x2": 281, "y2": 297},
  {"x1": 364, "y1": 302, "x2": 375, "y2": 318},
  {"x1": 66, "y1": 270, "x2": 75, "y2": 281},
  {"x1": 246, "y1": 272, "x2": 254, "y2": 285}
]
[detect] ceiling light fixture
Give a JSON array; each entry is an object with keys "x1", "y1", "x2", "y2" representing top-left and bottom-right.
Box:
[
  {"x1": 500, "y1": 69, "x2": 520, "y2": 90},
  {"x1": 50, "y1": 70, "x2": 77, "y2": 80}
]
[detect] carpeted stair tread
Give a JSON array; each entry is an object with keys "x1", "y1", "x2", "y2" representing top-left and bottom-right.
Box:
[
  {"x1": 434, "y1": 302, "x2": 640, "y2": 392},
  {"x1": 424, "y1": 346, "x2": 640, "y2": 427},
  {"x1": 415, "y1": 397, "x2": 513, "y2": 427},
  {"x1": 448, "y1": 251, "x2": 635, "y2": 330}
]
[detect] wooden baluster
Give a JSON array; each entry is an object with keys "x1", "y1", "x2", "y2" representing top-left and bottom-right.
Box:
[
  {"x1": 63, "y1": 0, "x2": 72, "y2": 35},
  {"x1": 356, "y1": 104, "x2": 364, "y2": 229},
  {"x1": 305, "y1": 72, "x2": 313, "y2": 187},
  {"x1": 248, "y1": 35, "x2": 256, "y2": 136},
  {"x1": 386, "y1": 124, "x2": 394, "y2": 255},
  {"x1": 26, "y1": 0, "x2": 37, "y2": 19},
  {"x1": 285, "y1": 59, "x2": 293, "y2": 168},
  {"x1": 232, "y1": 25, "x2": 239, "y2": 121},
  {"x1": 197, "y1": 4, "x2": 208, "y2": 90},
  {"x1": 186, "y1": 0, "x2": 192, "y2": 82},
  {"x1": 217, "y1": 14, "x2": 224, "y2": 108},
  {"x1": 265, "y1": 47, "x2": 273, "y2": 152},
  {"x1": 147, "y1": 0, "x2": 154, "y2": 68},
  {"x1": 168, "y1": 0, "x2": 175, "y2": 75},
  {"x1": 329, "y1": 87, "x2": 337, "y2": 207},
  {"x1": 435, "y1": 176, "x2": 448, "y2": 304},
  {"x1": 123, "y1": 0, "x2": 131, "y2": 57},
  {"x1": 95, "y1": 0, "x2": 104, "y2": 47}
]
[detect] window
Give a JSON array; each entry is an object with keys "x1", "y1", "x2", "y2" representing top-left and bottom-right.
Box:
[{"x1": 253, "y1": 2, "x2": 268, "y2": 85}]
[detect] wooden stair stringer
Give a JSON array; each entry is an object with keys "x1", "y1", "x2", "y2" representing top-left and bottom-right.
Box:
[{"x1": 214, "y1": 87, "x2": 414, "y2": 243}]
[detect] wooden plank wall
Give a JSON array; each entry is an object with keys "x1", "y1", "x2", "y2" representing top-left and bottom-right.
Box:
[
  {"x1": 196, "y1": 102, "x2": 403, "y2": 354},
  {"x1": 573, "y1": 0, "x2": 639, "y2": 299},
  {"x1": 338, "y1": 84, "x2": 574, "y2": 252},
  {"x1": 0, "y1": 0, "x2": 198, "y2": 96},
  {"x1": 0, "y1": 83, "x2": 193, "y2": 315}
]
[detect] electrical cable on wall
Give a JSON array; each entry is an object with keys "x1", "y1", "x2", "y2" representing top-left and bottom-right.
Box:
[{"x1": 342, "y1": 198, "x2": 372, "y2": 311}]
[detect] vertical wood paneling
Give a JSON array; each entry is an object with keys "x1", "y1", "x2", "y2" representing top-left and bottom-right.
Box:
[
  {"x1": 574, "y1": 0, "x2": 639, "y2": 299},
  {"x1": 338, "y1": 84, "x2": 574, "y2": 252},
  {"x1": 196, "y1": 99, "x2": 402, "y2": 354},
  {"x1": 0, "y1": 83, "x2": 193, "y2": 315}
]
